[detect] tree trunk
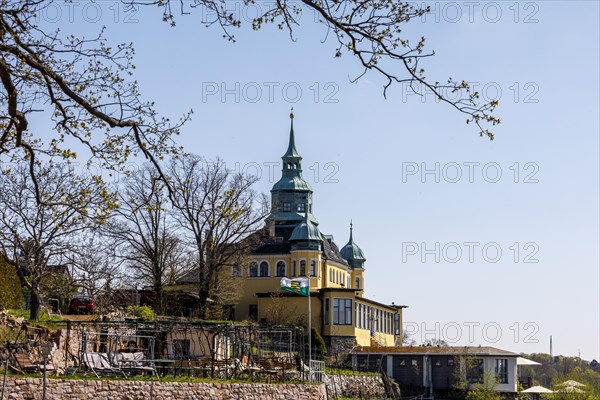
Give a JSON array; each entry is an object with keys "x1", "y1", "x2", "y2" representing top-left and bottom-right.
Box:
[
  {"x1": 153, "y1": 280, "x2": 163, "y2": 315},
  {"x1": 197, "y1": 265, "x2": 213, "y2": 320},
  {"x1": 29, "y1": 288, "x2": 41, "y2": 321}
]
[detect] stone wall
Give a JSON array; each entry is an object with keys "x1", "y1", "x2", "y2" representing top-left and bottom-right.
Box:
[
  {"x1": 2, "y1": 377, "x2": 327, "y2": 400},
  {"x1": 324, "y1": 373, "x2": 386, "y2": 399}
]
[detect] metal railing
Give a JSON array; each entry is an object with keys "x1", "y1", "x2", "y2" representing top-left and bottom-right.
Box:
[{"x1": 309, "y1": 359, "x2": 325, "y2": 382}]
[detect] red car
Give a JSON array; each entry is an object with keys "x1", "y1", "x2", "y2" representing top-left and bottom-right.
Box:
[{"x1": 68, "y1": 295, "x2": 95, "y2": 314}]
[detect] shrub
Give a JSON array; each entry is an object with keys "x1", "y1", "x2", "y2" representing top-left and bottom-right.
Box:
[
  {"x1": 311, "y1": 328, "x2": 327, "y2": 360},
  {"x1": 466, "y1": 386, "x2": 502, "y2": 400},
  {"x1": 0, "y1": 255, "x2": 23, "y2": 310},
  {"x1": 126, "y1": 305, "x2": 156, "y2": 321}
]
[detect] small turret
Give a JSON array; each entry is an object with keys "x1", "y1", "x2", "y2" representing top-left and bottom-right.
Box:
[{"x1": 340, "y1": 221, "x2": 366, "y2": 269}]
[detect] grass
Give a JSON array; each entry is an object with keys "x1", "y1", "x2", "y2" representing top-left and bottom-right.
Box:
[
  {"x1": 1, "y1": 369, "x2": 320, "y2": 385},
  {"x1": 325, "y1": 367, "x2": 379, "y2": 376},
  {"x1": 7, "y1": 309, "x2": 64, "y2": 323}
]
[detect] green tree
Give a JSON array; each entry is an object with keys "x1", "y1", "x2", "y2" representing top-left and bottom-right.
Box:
[
  {"x1": 0, "y1": 254, "x2": 22, "y2": 310},
  {"x1": 168, "y1": 155, "x2": 269, "y2": 319},
  {"x1": 311, "y1": 328, "x2": 327, "y2": 361},
  {"x1": 0, "y1": 161, "x2": 114, "y2": 320},
  {"x1": 1, "y1": 0, "x2": 499, "y2": 202}
]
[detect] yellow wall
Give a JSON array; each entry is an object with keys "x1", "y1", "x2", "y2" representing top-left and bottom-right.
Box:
[
  {"x1": 219, "y1": 249, "x2": 403, "y2": 348},
  {"x1": 351, "y1": 268, "x2": 365, "y2": 296},
  {"x1": 257, "y1": 295, "x2": 321, "y2": 331}
]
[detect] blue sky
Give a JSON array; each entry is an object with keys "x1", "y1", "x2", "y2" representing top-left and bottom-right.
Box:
[{"x1": 33, "y1": 1, "x2": 599, "y2": 359}]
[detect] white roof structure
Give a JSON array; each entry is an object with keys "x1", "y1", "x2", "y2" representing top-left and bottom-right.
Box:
[
  {"x1": 517, "y1": 357, "x2": 542, "y2": 366},
  {"x1": 558, "y1": 380, "x2": 586, "y2": 387},
  {"x1": 522, "y1": 386, "x2": 554, "y2": 394}
]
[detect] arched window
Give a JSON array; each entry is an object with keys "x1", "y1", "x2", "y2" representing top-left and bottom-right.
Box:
[
  {"x1": 300, "y1": 260, "x2": 306, "y2": 276},
  {"x1": 259, "y1": 261, "x2": 269, "y2": 277},
  {"x1": 355, "y1": 276, "x2": 360, "y2": 289},
  {"x1": 248, "y1": 262, "x2": 258, "y2": 277},
  {"x1": 276, "y1": 261, "x2": 286, "y2": 277},
  {"x1": 310, "y1": 259, "x2": 316, "y2": 277}
]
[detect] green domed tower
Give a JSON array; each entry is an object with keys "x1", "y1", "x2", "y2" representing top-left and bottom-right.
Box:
[
  {"x1": 271, "y1": 111, "x2": 318, "y2": 229},
  {"x1": 340, "y1": 222, "x2": 366, "y2": 295}
]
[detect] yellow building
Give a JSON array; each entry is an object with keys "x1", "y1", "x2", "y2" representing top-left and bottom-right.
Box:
[{"x1": 230, "y1": 112, "x2": 406, "y2": 351}]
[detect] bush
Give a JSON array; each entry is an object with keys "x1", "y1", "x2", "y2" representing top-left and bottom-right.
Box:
[
  {"x1": 126, "y1": 305, "x2": 156, "y2": 321},
  {"x1": 0, "y1": 255, "x2": 23, "y2": 310},
  {"x1": 466, "y1": 386, "x2": 502, "y2": 400},
  {"x1": 311, "y1": 328, "x2": 327, "y2": 360}
]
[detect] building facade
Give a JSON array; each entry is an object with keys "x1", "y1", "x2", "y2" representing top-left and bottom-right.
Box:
[
  {"x1": 352, "y1": 346, "x2": 521, "y2": 397},
  {"x1": 229, "y1": 113, "x2": 406, "y2": 351}
]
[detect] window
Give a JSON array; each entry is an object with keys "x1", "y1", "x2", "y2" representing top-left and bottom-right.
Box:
[
  {"x1": 259, "y1": 261, "x2": 269, "y2": 277},
  {"x1": 292, "y1": 260, "x2": 296, "y2": 276},
  {"x1": 248, "y1": 305, "x2": 258, "y2": 321},
  {"x1": 496, "y1": 359, "x2": 508, "y2": 384},
  {"x1": 297, "y1": 203, "x2": 305, "y2": 212},
  {"x1": 394, "y1": 314, "x2": 400, "y2": 335},
  {"x1": 231, "y1": 265, "x2": 242, "y2": 277},
  {"x1": 333, "y1": 298, "x2": 352, "y2": 325},
  {"x1": 310, "y1": 259, "x2": 316, "y2": 277},
  {"x1": 248, "y1": 262, "x2": 258, "y2": 277},
  {"x1": 355, "y1": 276, "x2": 360, "y2": 289},
  {"x1": 300, "y1": 260, "x2": 306, "y2": 276},
  {"x1": 411, "y1": 359, "x2": 418, "y2": 367},
  {"x1": 275, "y1": 261, "x2": 286, "y2": 277},
  {"x1": 283, "y1": 202, "x2": 292, "y2": 212},
  {"x1": 172, "y1": 339, "x2": 191, "y2": 360},
  {"x1": 435, "y1": 359, "x2": 441, "y2": 367},
  {"x1": 468, "y1": 359, "x2": 484, "y2": 383},
  {"x1": 329, "y1": 268, "x2": 332, "y2": 282},
  {"x1": 324, "y1": 298, "x2": 330, "y2": 325},
  {"x1": 447, "y1": 358, "x2": 455, "y2": 367},
  {"x1": 399, "y1": 359, "x2": 406, "y2": 366}
]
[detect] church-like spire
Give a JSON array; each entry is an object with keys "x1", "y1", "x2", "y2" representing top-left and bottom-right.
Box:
[
  {"x1": 271, "y1": 110, "x2": 317, "y2": 228},
  {"x1": 283, "y1": 108, "x2": 301, "y2": 159}
]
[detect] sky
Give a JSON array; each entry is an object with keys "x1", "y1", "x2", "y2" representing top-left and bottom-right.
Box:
[{"x1": 28, "y1": 0, "x2": 599, "y2": 360}]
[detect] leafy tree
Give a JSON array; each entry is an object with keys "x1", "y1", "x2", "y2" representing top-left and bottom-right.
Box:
[
  {"x1": 0, "y1": 0, "x2": 187, "y2": 198},
  {"x1": 0, "y1": 254, "x2": 22, "y2": 310},
  {"x1": 1, "y1": 0, "x2": 499, "y2": 202},
  {"x1": 135, "y1": 0, "x2": 500, "y2": 138},
  {"x1": 311, "y1": 328, "x2": 327, "y2": 361},
  {"x1": 64, "y1": 234, "x2": 128, "y2": 313},
  {"x1": 0, "y1": 161, "x2": 113, "y2": 320},
  {"x1": 168, "y1": 155, "x2": 269, "y2": 318},
  {"x1": 465, "y1": 385, "x2": 502, "y2": 400},
  {"x1": 106, "y1": 163, "x2": 190, "y2": 313}
]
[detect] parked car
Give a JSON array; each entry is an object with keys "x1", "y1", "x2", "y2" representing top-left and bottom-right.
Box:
[{"x1": 67, "y1": 295, "x2": 95, "y2": 314}]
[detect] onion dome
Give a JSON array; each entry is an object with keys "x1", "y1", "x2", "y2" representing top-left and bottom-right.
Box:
[{"x1": 340, "y1": 221, "x2": 366, "y2": 269}]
